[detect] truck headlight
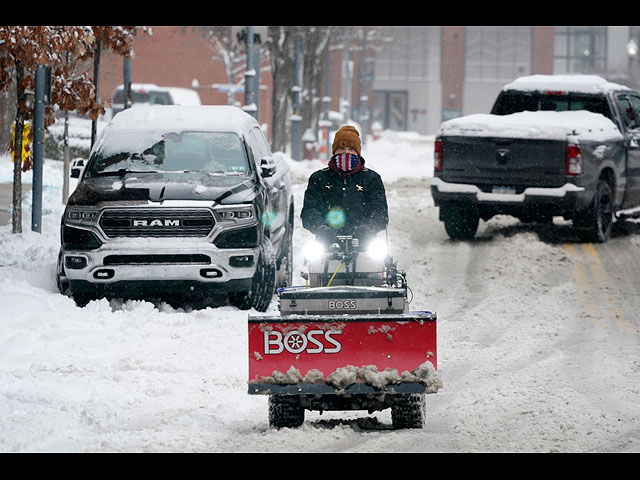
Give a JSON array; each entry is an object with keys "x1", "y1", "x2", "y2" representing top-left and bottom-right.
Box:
[
  {"x1": 216, "y1": 205, "x2": 255, "y2": 222},
  {"x1": 65, "y1": 207, "x2": 98, "y2": 224}
]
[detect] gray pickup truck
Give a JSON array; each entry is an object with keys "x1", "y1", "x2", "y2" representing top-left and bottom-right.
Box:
[
  {"x1": 431, "y1": 74, "x2": 640, "y2": 242},
  {"x1": 56, "y1": 105, "x2": 294, "y2": 310}
]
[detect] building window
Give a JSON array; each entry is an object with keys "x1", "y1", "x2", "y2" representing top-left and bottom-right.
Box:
[
  {"x1": 464, "y1": 26, "x2": 532, "y2": 82},
  {"x1": 554, "y1": 26, "x2": 607, "y2": 74},
  {"x1": 374, "y1": 26, "x2": 441, "y2": 82},
  {"x1": 372, "y1": 91, "x2": 408, "y2": 131}
]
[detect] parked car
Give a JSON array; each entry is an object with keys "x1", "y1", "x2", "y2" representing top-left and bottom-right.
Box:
[
  {"x1": 431, "y1": 74, "x2": 640, "y2": 242},
  {"x1": 111, "y1": 83, "x2": 201, "y2": 116},
  {"x1": 56, "y1": 105, "x2": 294, "y2": 310}
]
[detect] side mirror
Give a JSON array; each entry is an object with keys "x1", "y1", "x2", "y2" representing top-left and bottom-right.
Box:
[
  {"x1": 260, "y1": 156, "x2": 276, "y2": 178},
  {"x1": 70, "y1": 158, "x2": 85, "y2": 178}
]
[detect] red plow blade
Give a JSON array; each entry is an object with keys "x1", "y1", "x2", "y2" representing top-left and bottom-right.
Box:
[{"x1": 248, "y1": 312, "x2": 437, "y2": 394}]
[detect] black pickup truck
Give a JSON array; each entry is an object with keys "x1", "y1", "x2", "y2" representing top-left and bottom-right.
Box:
[
  {"x1": 56, "y1": 105, "x2": 294, "y2": 310},
  {"x1": 431, "y1": 74, "x2": 640, "y2": 242}
]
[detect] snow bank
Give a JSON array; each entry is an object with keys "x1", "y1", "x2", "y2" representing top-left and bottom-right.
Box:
[
  {"x1": 286, "y1": 129, "x2": 435, "y2": 185},
  {"x1": 2, "y1": 122, "x2": 638, "y2": 452}
]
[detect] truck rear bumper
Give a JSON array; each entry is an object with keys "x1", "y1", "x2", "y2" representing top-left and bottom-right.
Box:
[{"x1": 430, "y1": 177, "x2": 591, "y2": 214}]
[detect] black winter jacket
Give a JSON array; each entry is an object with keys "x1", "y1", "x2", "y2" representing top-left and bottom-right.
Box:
[{"x1": 301, "y1": 159, "x2": 389, "y2": 237}]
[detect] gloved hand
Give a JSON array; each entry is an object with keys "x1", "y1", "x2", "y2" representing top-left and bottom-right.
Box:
[{"x1": 316, "y1": 224, "x2": 338, "y2": 244}]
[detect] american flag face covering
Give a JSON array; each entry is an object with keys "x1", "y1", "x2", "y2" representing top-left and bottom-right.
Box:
[{"x1": 332, "y1": 152, "x2": 361, "y2": 172}]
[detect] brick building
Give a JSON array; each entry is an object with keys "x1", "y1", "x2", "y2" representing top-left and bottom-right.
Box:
[
  {"x1": 98, "y1": 26, "x2": 273, "y2": 127},
  {"x1": 98, "y1": 26, "x2": 640, "y2": 140}
]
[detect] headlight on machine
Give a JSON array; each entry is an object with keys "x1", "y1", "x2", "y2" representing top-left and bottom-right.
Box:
[
  {"x1": 303, "y1": 240, "x2": 326, "y2": 262},
  {"x1": 366, "y1": 238, "x2": 388, "y2": 260}
]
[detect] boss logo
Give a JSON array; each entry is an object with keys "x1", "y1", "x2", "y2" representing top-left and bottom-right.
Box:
[
  {"x1": 328, "y1": 299, "x2": 357, "y2": 309},
  {"x1": 133, "y1": 219, "x2": 180, "y2": 227},
  {"x1": 264, "y1": 329, "x2": 342, "y2": 354}
]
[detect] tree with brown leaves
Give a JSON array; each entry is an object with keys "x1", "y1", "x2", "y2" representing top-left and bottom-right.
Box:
[{"x1": 0, "y1": 26, "x2": 140, "y2": 233}]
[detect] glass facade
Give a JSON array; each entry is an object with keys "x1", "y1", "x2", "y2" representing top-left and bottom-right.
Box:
[
  {"x1": 374, "y1": 26, "x2": 441, "y2": 82},
  {"x1": 464, "y1": 26, "x2": 532, "y2": 82},
  {"x1": 553, "y1": 26, "x2": 607, "y2": 74}
]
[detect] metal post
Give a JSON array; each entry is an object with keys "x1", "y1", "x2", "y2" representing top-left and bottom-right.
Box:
[
  {"x1": 359, "y1": 26, "x2": 369, "y2": 147},
  {"x1": 253, "y1": 42, "x2": 261, "y2": 121},
  {"x1": 342, "y1": 28, "x2": 352, "y2": 123},
  {"x1": 31, "y1": 65, "x2": 45, "y2": 233},
  {"x1": 123, "y1": 56, "x2": 132, "y2": 110},
  {"x1": 62, "y1": 111, "x2": 70, "y2": 204},
  {"x1": 320, "y1": 47, "x2": 332, "y2": 158},
  {"x1": 290, "y1": 30, "x2": 302, "y2": 160},
  {"x1": 243, "y1": 26, "x2": 258, "y2": 119},
  {"x1": 91, "y1": 39, "x2": 101, "y2": 148}
]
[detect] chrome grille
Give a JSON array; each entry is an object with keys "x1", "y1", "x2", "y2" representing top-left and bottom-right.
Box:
[{"x1": 99, "y1": 208, "x2": 214, "y2": 238}]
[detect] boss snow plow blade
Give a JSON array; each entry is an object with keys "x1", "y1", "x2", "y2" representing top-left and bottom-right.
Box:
[{"x1": 248, "y1": 289, "x2": 440, "y2": 429}]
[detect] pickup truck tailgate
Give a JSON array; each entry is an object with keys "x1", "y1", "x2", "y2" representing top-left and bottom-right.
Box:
[{"x1": 441, "y1": 135, "x2": 568, "y2": 188}]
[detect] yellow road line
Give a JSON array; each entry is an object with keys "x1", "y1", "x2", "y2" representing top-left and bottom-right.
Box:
[
  {"x1": 564, "y1": 242, "x2": 633, "y2": 333},
  {"x1": 563, "y1": 243, "x2": 598, "y2": 325},
  {"x1": 580, "y1": 243, "x2": 632, "y2": 333}
]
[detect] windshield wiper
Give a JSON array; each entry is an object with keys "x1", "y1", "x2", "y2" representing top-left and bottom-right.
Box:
[{"x1": 94, "y1": 168, "x2": 162, "y2": 177}]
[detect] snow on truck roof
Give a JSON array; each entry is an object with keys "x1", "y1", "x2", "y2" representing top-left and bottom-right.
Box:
[
  {"x1": 107, "y1": 105, "x2": 259, "y2": 134},
  {"x1": 503, "y1": 74, "x2": 631, "y2": 94}
]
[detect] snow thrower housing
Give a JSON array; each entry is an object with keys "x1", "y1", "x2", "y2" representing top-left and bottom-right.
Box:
[{"x1": 248, "y1": 235, "x2": 440, "y2": 429}]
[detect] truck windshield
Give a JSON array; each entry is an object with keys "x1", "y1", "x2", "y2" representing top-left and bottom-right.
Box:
[
  {"x1": 86, "y1": 131, "x2": 250, "y2": 176},
  {"x1": 491, "y1": 91, "x2": 612, "y2": 120}
]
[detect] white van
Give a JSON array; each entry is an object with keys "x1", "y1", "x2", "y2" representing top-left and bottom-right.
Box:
[{"x1": 111, "y1": 83, "x2": 201, "y2": 116}]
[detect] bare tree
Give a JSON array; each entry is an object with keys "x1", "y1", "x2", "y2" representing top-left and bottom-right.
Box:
[
  {"x1": 197, "y1": 27, "x2": 248, "y2": 106},
  {"x1": 265, "y1": 26, "x2": 296, "y2": 153}
]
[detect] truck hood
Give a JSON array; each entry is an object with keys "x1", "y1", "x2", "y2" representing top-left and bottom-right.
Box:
[
  {"x1": 68, "y1": 172, "x2": 257, "y2": 206},
  {"x1": 439, "y1": 110, "x2": 623, "y2": 142}
]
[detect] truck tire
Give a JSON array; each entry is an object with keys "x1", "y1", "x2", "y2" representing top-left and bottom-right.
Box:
[
  {"x1": 229, "y1": 237, "x2": 276, "y2": 312},
  {"x1": 574, "y1": 179, "x2": 613, "y2": 243},
  {"x1": 276, "y1": 219, "x2": 293, "y2": 289},
  {"x1": 440, "y1": 203, "x2": 479, "y2": 240},
  {"x1": 268, "y1": 395, "x2": 305, "y2": 428},
  {"x1": 56, "y1": 251, "x2": 69, "y2": 295},
  {"x1": 391, "y1": 393, "x2": 426, "y2": 429}
]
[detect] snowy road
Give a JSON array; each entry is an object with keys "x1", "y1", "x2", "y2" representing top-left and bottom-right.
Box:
[{"x1": 1, "y1": 131, "x2": 639, "y2": 452}]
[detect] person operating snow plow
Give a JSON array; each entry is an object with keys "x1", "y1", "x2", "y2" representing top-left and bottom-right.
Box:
[
  {"x1": 300, "y1": 125, "x2": 388, "y2": 245},
  {"x1": 249, "y1": 126, "x2": 440, "y2": 429}
]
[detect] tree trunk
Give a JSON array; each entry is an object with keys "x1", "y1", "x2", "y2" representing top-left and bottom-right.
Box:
[
  {"x1": 12, "y1": 62, "x2": 24, "y2": 234},
  {"x1": 268, "y1": 26, "x2": 295, "y2": 153}
]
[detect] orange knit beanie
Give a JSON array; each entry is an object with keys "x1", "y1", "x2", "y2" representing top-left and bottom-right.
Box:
[{"x1": 332, "y1": 125, "x2": 361, "y2": 156}]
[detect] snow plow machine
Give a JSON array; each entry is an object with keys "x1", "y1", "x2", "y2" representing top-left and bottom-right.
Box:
[{"x1": 248, "y1": 234, "x2": 441, "y2": 429}]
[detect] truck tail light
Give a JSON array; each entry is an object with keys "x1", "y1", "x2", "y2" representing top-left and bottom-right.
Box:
[
  {"x1": 566, "y1": 144, "x2": 583, "y2": 175},
  {"x1": 434, "y1": 139, "x2": 443, "y2": 171}
]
